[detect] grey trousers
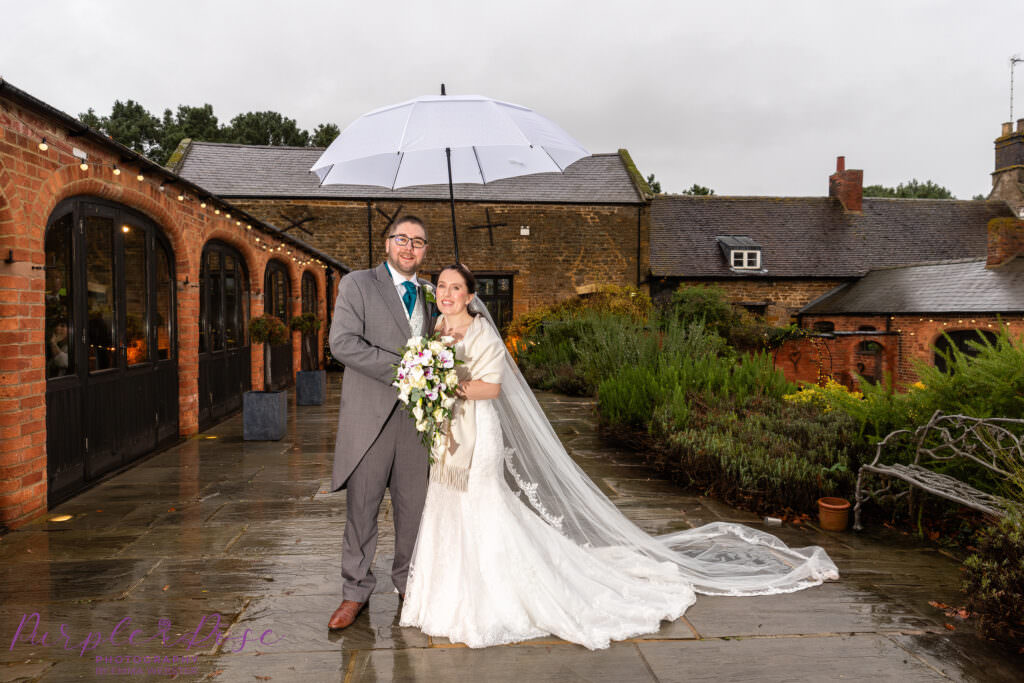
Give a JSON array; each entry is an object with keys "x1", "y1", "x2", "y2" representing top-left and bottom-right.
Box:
[{"x1": 341, "y1": 406, "x2": 429, "y2": 602}]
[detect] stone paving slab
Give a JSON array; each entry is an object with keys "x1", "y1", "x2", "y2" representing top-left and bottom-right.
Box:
[
  {"x1": 638, "y1": 635, "x2": 948, "y2": 682},
  {"x1": 1, "y1": 382, "x2": 1022, "y2": 682}
]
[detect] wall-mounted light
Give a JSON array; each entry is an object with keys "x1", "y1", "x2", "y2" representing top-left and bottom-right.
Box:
[
  {"x1": 112, "y1": 164, "x2": 121, "y2": 176},
  {"x1": 159, "y1": 182, "x2": 166, "y2": 192},
  {"x1": 122, "y1": 225, "x2": 131, "y2": 233},
  {"x1": 177, "y1": 193, "x2": 185, "y2": 201},
  {"x1": 38, "y1": 138, "x2": 48, "y2": 151},
  {"x1": 200, "y1": 200, "x2": 207, "y2": 208},
  {"x1": 214, "y1": 208, "x2": 221, "y2": 215},
  {"x1": 137, "y1": 171, "x2": 145, "y2": 182},
  {"x1": 79, "y1": 160, "x2": 89, "y2": 171}
]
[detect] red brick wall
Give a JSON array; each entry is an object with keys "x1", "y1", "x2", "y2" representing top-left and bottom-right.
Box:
[
  {"x1": 231, "y1": 198, "x2": 647, "y2": 319},
  {"x1": 0, "y1": 95, "x2": 333, "y2": 529},
  {"x1": 791, "y1": 313, "x2": 1023, "y2": 388}
]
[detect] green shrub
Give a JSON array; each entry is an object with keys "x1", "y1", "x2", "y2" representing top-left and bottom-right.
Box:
[{"x1": 963, "y1": 512, "x2": 1024, "y2": 649}]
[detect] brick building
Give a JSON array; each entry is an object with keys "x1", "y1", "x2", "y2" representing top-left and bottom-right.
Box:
[
  {"x1": 787, "y1": 219, "x2": 1024, "y2": 388},
  {"x1": 649, "y1": 157, "x2": 1017, "y2": 326},
  {"x1": 0, "y1": 80, "x2": 347, "y2": 530},
  {"x1": 171, "y1": 141, "x2": 652, "y2": 328}
]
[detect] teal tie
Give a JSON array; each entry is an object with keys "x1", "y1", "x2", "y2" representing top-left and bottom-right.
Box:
[{"x1": 402, "y1": 281, "x2": 417, "y2": 317}]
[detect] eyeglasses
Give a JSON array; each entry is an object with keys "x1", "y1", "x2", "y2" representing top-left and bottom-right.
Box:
[{"x1": 389, "y1": 234, "x2": 427, "y2": 249}]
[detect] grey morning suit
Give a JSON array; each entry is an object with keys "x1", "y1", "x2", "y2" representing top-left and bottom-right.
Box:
[{"x1": 329, "y1": 262, "x2": 431, "y2": 601}]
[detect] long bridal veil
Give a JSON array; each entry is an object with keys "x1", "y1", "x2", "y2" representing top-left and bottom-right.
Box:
[{"x1": 472, "y1": 299, "x2": 839, "y2": 595}]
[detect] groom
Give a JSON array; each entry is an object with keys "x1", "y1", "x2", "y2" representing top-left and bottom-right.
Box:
[{"x1": 327, "y1": 216, "x2": 433, "y2": 630}]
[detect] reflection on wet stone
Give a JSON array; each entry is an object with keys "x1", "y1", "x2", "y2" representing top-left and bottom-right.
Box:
[{"x1": 0, "y1": 382, "x2": 1020, "y2": 681}]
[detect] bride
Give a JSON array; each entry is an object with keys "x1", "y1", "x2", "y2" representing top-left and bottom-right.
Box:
[{"x1": 399, "y1": 264, "x2": 838, "y2": 650}]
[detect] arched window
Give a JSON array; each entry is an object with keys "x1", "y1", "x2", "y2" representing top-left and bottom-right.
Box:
[
  {"x1": 301, "y1": 271, "x2": 319, "y2": 371},
  {"x1": 44, "y1": 197, "x2": 178, "y2": 505},
  {"x1": 198, "y1": 242, "x2": 250, "y2": 428},
  {"x1": 263, "y1": 260, "x2": 293, "y2": 389},
  {"x1": 933, "y1": 330, "x2": 998, "y2": 374}
]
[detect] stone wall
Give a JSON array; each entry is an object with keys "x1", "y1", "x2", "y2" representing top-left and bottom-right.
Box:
[
  {"x1": 651, "y1": 277, "x2": 847, "y2": 325},
  {"x1": 231, "y1": 198, "x2": 648, "y2": 318}
]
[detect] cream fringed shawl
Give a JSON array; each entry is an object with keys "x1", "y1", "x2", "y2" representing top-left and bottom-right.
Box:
[{"x1": 430, "y1": 314, "x2": 505, "y2": 491}]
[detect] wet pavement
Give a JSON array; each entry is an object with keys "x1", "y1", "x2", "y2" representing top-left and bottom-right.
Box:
[{"x1": 1, "y1": 377, "x2": 1022, "y2": 682}]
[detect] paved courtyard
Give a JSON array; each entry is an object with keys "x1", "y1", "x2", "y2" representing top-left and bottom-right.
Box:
[{"x1": 1, "y1": 377, "x2": 1021, "y2": 682}]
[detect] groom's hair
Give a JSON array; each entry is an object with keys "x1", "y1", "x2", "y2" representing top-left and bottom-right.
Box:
[{"x1": 388, "y1": 215, "x2": 428, "y2": 238}]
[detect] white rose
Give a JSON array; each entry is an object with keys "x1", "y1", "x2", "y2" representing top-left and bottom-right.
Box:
[
  {"x1": 414, "y1": 376, "x2": 427, "y2": 390},
  {"x1": 428, "y1": 340, "x2": 444, "y2": 354},
  {"x1": 446, "y1": 370, "x2": 458, "y2": 386},
  {"x1": 442, "y1": 395, "x2": 456, "y2": 409},
  {"x1": 432, "y1": 408, "x2": 444, "y2": 422},
  {"x1": 416, "y1": 419, "x2": 429, "y2": 433}
]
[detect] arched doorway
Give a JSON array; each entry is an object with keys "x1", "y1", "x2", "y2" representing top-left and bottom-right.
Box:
[
  {"x1": 45, "y1": 197, "x2": 178, "y2": 505},
  {"x1": 264, "y1": 260, "x2": 292, "y2": 390},
  {"x1": 934, "y1": 329, "x2": 998, "y2": 373},
  {"x1": 198, "y1": 241, "x2": 251, "y2": 429},
  {"x1": 300, "y1": 271, "x2": 318, "y2": 371}
]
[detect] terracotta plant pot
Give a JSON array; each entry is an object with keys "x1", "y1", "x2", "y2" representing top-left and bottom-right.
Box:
[{"x1": 817, "y1": 497, "x2": 851, "y2": 531}]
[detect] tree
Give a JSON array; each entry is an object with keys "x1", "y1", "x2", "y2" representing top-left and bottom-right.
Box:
[
  {"x1": 682, "y1": 184, "x2": 714, "y2": 196},
  {"x1": 78, "y1": 99, "x2": 161, "y2": 158},
  {"x1": 225, "y1": 111, "x2": 310, "y2": 147},
  {"x1": 311, "y1": 123, "x2": 340, "y2": 147},
  {"x1": 158, "y1": 104, "x2": 222, "y2": 164},
  {"x1": 645, "y1": 173, "x2": 662, "y2": 194},
  {"x1": 863, "y1": 179, "x2": 954, "y2": 199},
  {"x1": 80, "y1": 100, "x2": 341, "y2": 165}
]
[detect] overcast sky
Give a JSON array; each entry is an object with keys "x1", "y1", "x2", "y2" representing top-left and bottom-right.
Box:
[{"x1": 3, "y1": 1, "x2": 1023, "y2": 198}]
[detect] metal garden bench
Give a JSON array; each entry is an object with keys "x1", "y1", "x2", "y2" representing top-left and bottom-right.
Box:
[{"x1": 853, "y1": 410, "x2": 1023, "y2": 530}]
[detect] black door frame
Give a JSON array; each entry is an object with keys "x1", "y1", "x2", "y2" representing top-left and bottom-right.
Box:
[
  {"x1": 264, "y1": 259, "x2": 293, "y2": 389},
  {"x1": 45, "y1": 196, "x2": 179, "y2": 506},
  {"x1": 198, "y1": 241, "x2": 251, "y2": 429}
]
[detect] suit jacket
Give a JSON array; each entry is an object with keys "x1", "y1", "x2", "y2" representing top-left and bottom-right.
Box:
[{"x1": 329, "y1": 263, "x2": 433, "y2": 490}]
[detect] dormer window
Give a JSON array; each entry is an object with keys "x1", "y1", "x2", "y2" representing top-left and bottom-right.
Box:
[
  {"x1": 731, "y1": 250, "x2": 760, "y2": 269},
  {"x1": 717, "y1": 236, "x2": 763, "y2": 271}
]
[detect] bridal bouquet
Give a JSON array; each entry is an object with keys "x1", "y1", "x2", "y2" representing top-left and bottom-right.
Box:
[{"x1": 393, "y1": 334, "x2": 462, "y2": 462}]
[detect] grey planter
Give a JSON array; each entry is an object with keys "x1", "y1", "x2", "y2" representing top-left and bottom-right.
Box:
[
  {"x1": 243, "y1": 391, "x2": 287, "y2": 440},
  {"x1": 295, "y1": 370, "x2": 326, "y2": 406}
]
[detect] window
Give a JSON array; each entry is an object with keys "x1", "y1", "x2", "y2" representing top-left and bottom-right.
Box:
[
  {"x1": 731, "y1": 250, "x2": 760, "y2": 269},
  {"x1": 812, "y1": 321, "x2": 835, "y2": 333}
]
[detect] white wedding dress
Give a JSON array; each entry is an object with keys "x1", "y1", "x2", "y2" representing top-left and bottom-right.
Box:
[{"x1": 400, "y1": 308, "x2": 839, "y2": 650}]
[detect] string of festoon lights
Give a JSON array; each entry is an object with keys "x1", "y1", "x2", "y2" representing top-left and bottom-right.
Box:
[{"x1": 22, "y1": 127, "x2": 328, "y2": 270}]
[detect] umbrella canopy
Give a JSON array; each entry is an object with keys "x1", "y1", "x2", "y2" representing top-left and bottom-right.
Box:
[
  {"x1": 310, "y1": 93, "x2": 590, "y2": 261},
  {"x1": 311, "y1": 94, "x2": 589, "y2": 189}
]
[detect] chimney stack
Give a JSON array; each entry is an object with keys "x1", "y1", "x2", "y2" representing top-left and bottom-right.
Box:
[
  {"x1": 991, "y1": 122, "x2": 1024, "y2": 216},
  {"x1": 986, "y1": 217, "x2": 1024, "y2": 268},
  {"x1": 829, "y1": 156, "x2": 863, "y2": 212}
]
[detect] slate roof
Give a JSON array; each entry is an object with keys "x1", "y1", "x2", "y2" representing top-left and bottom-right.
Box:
[
  {"x1": 650, "y1": 195, "x2": 1016, "y2": 278},
  {"x1": 800, "y1": 258, "x2": 1024, "y2": 314},
  {"x1": 174, "y1": 142, "x2": 645, "y2": 204}
]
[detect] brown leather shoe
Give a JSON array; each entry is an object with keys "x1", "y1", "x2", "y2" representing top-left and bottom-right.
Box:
[{"x1": 328, "y1": 600, "x2": 366, "y2": 630}]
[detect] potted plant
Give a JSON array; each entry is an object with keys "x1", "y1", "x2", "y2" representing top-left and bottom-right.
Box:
[
  {"x1": 290, "y1": 312, "x2": 326, "y2": 406},
  {"x1": 243, "y1": 314, "x2": 289, "y2": 440},
  {"x1": 817, "y1": 497, "x2": 851, "y2": 531}
]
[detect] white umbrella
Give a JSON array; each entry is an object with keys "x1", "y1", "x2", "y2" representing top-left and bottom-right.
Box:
[{"x1": 310, "y1": 90, "x2": 589, "y2": 261}]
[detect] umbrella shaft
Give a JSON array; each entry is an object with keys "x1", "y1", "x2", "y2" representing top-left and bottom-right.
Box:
[{"x1": 446, "y1": 147, "x2": 459, "y2": 263}]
